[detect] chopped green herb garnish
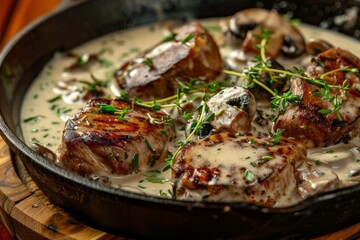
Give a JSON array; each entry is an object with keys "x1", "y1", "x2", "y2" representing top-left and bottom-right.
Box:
[
  {"x1": 203, "y1": 25, "x2": 222, "y2": 32},
  {"x1": 244, "y1": 170, "x2": 254, "y2": 181},
  {"x1": 132, "y1": 154, "x2": 139, "y2": 172},
  {"x1": 159, "y1": 189, "x2": 172, "y2": 197},
  {"x1": 99, "y1": 58, "x2": 113, "y2": 68},
  {"x1": 79, "y1": 115, "x2": 92, "y2": 126},
  {"x1": 23, "y1": 115, "x2": 45, "y2": 123},
  {"x1": 145, "y1": 176, "x2": 170, "y2": 183},
  {"x1": 143, "y1": 57, "x2": 153, "y2": 68},
  {"x1": 118, "y1": 89, "x2": 130, "y2": 102},
  {"x1": 181, "y1": 33, "x2": 194, "y2": 44},
  {"x1": 107, "y1": 152, "x2": 114, "y2": 159},
  {"x1": 97, "y1": 104, "x2": 130, "y2": 121},
  {"x1": 78, "y1": 54, "x2": 90, "y2": 66},
  {"x1": 250, "y1": 156, "x2": 273, "y2": 167},
  {"x1": 31, "y1": 137, "x2": 40, "y2": 143},
  {"x1": 47, "y1": 95, "x2": 62, "y2": 103},
  {"x1": 162, "y1": 32, "x2": 177, "y2": 42},
  {"x1": 145, "y1": 139, "x2": 154, "y2": 152},
  {"x1": 268, "y1": 129, "x2": 284, "y2": 146},
  {"x1": 288, "y1": 18, "x2": 301, "y2": 26}
]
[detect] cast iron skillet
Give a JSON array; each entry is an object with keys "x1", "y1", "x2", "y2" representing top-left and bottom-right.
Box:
[{"x1": 1, "y1": 0, "x2": 360, "y2": 239}]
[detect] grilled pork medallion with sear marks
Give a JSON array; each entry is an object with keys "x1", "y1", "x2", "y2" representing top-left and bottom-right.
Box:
[
  {"x1": 275, "y1": 48, "x2": 360, "y2": 147},
  {"x1": 172, "y1": 132, "x2": 307, "y2": 207},
  {"x1": 115, "y1": 21, "x2": 223, "y2": 100},
  {"x1": 56, "y1": 98, "x2": 175, "y2": 176}
]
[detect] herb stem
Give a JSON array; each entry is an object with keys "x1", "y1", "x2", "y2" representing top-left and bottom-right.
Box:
[
  {"x1": 260, "y1": 38, "x2": 267, "y2": 63},
  {"x1": 134, "y1": 100, "x2": 177, "y2": 109},
  {"x1": 166, "y1": 101, "x2": 208, "y2": 168},
  {"x1": 142, "y1": 89, "x2": 200, "y2": 105},
  {"x1": 222, "y1": 69, "x2": 278, "y2": 97},
  {"x1": 320, "y1": 67, "x2": 357, "y2": 80},
  {"x1": 254, "y1": 67, "x2": 348, "y2": 90}
]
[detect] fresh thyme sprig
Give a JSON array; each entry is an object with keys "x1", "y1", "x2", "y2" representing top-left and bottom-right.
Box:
[
  {"x1": 79, "y1": 73, "x2": 109, "y2": 92},
  {"x1": 223, "y1": 29, "x2": 358, "y2": 121},
  {"x1": 96, "y1": 104, "x2": 130, "y2": 121},
  {"x1": 268, "y1": 129, "x2": 284, "y2": 146},
  {"x1": 223, "y1": 69, "x2": 300, "y2": 114},
  {"x1": 117, "y1": 79, "x2": 226, "y2": 112},
  {"x1": 146, "y1": 113, "x2": 174, "y2": 126},
  {"x1": 253, "y1": 66, "x2": 356, "y2": 91},
  {"x1": 162, "y1": 97, "x2": 209, "y2": 171}
]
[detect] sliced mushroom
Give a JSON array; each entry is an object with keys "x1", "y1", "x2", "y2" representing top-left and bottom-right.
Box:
[
  {"x1": 237, "y1": 9, "x2": 285, "y2": 58},
  {"x1": 222, "y1": 8, "x2": 270, "y2": 47},
  {"x1": 238, "y1": 58, "x2": 287, "y2": 101},
  {"x1": 281, "y1": 25, "x2": 307, "y2": 58},
  {"x1": 207, "y1": 86, "x2": 256, "y2": 133},
  {"x1": 223, "y1": 8, "x2": 306, "y2": 59},
  {"x1": 306, "y1": 38, "x2": 334, "y2": 55},
  {"x1": 298, "y1": 167, "x2": 340, "y2": 198}
]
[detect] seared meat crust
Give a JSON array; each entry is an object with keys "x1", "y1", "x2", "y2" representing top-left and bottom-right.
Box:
[
  {"x1": 115, "y1": 21, "x2": 223, "y2": 100},
  {"x1": 275, "y1": 48, "x2": 360, "y2": 147},
  {"x1": 172, "y1": 132, "x2": 307, "y2": 207},
  {"x1": 56, "y1": 98, "x2": 175, "y2": 176}
]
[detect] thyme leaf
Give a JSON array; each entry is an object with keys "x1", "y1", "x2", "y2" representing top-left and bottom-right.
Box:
[
  {"x1": 96, "y1": 104, "x2": 130, "y2": 121},
  {"x1": 268, "y1": 129, "x2": 284, "y2": 146}
]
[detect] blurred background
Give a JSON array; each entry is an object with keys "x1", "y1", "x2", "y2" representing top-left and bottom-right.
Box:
[{"x1": 0, "y1": 0, "x2": 63, "y2": 49}]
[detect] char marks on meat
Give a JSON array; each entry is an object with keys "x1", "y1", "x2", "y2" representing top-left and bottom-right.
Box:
[
  {"x1": 275, "y1": 48, "x2": 360, "y2": 147},
  {"x1": 172, "y1": 132, "x2": 307, "y2": 207},
  {"x1": 115, "y1": 21, "x2": 223, "y2": 100},
  {"x1": 56, "y1": 98, "x2": 175, "y2": 176}
]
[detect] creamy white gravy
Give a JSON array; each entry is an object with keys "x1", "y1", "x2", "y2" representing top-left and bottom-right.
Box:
[{"x1": 20, "y1": 18, "x2": 360, "y2": 204}]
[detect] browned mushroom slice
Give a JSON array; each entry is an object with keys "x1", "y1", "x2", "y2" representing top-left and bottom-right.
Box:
[
  {"x1": 222, "y1": 8, "x2": 306, "y2": 59},
  {"x1": 306, "y1": 38, "x2": 334, "y2": 55},
  {"x1": 242, "y1": 10, "x2": 284, "y2": 58},
  {"x1": 222, "y1": 8, "x2": 270, "y2": 47},
  {"x1": 207, "y1": 86, "x2": 256, "y2": 133},
  {"x1": 281, "y1": 24, "x2": 306, "y2": 58}
]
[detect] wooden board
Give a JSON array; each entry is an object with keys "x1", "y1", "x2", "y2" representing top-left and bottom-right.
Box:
[
  {"x1": 0, "y1": 135, "x2": 359, "y2": 239},
  {"x1": 0, "y1": 136, "x2": 125, "y2": 240}
]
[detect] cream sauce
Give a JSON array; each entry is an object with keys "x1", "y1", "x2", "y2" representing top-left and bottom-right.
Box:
[{"x1": 20, "y1": 18, "x2": 360, "y2": 204}]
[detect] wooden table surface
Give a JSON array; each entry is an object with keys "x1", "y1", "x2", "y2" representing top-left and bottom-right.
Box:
[{"x1": 0, "y1": 136, "x2": 360, "y2": 240}]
